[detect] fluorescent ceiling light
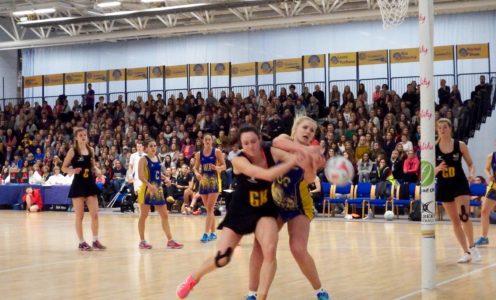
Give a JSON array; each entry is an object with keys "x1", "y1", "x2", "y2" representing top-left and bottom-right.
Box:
[
  {"x1": 97, "y1": 1, "x2": 122, "y2": 8},
  {"x1": 34, "y1": 8, "x2": 56, "y2": 14},
  {"x1": 18, "y1": 16, "x2": 76, "y2": 25},
  {"x1": 13, "y1": 8, "x2": 56, "y2": 16}
]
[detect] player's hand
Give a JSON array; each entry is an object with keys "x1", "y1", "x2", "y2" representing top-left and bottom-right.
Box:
[
  {"x1": 73, "y1": 168, "x2": 82, "y2": 174},
  {"x1": 148, "y1": 184, "x2": 158, "y2": 194},
  {"x1": 435, "y1": 161, "x2": 447, "y2": 174}
]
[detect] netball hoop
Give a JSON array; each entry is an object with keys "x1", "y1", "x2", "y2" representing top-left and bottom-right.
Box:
[{"x1": 377, "y1": 0, "x2": 409, "y2": 29}]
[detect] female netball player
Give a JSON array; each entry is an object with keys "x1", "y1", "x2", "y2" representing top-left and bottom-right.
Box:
[
  {"x1": 193, "y1": 133, "x2": 226, "y2": 242},
  {"x1": 475, "y1": 150, "x2": 496, "y2": 246},
  {"x1": 176, "y1": 125, "x2": 306, "y2": 300},
  {"x1": 435, "y1": 118, "x2": 481, "y2": 263},
  {"x1": 137, "y1": 138, "x2": 183, "y2": 250},
  {"x1": 247, "y1": 115, "x2": 329, "y2": 300},
  {"x1": 62, "y1": 127, "x2": 106, "y2": 251}
]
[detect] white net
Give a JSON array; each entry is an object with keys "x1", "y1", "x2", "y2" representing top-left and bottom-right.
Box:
[{"x1": 377, "y1": 0, "x2": 409, "y2": 29}]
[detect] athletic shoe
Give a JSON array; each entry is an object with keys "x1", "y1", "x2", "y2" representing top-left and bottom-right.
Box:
[
  {"x1": 470, "y1": 246, "x2": 482, "y2": 262},
  {"x1": 176, "y1": 274, "x2": 197, "y2": 299},
  {"x1": 139, "y1": 240, "x2": 153, "y2": 249},
  {"x1": 92, "y1": 240, "x2": 107, "y2": 250},
  {"x1": 316, "y1": 289, "x2": 330, "y2": 300},
  {"x1": 475, "y1": 236, "x2": 489, "y2": 247},
  {"x1": 457, "y1": 252, "x2": 471, "y2": 263},
  {"x1": 209, "y1": 232, "x2": 217, "y2": 241},
  {"x1": 246, "y1": 295, "x2": 257, "y2": 300},
  {"x1": 167, "y1": 239, "x2": 184, "y2": 249},
  {"x1": 200, "y1": 233, "x2": 209, "y2": 243},
  {"x1": 78, "y1": 241, "x2": 93, "y2": 251}
]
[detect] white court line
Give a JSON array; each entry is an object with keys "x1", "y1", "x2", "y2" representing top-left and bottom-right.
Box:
[{"x1": 394, "y1": 261, "x2": 496, "y2": 300}]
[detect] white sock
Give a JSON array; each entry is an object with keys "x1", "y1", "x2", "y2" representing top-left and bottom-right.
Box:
[
  {"x1": 247, "y1": 291, "x2": 257, "y2": 297},
  {"x1": 79, "y1": 239, "x2": 85, "y2": 244},
  {"x1": 93, "y1": 236, "x2": 98, "y2": 242}
]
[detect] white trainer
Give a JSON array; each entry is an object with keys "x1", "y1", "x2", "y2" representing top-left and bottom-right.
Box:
[
  {"x1": 457, "y1": 252, "x2": 471, "y2": 263},
  {"x1": 470, "y1": 246, "x2": 482, "y2": 262}
]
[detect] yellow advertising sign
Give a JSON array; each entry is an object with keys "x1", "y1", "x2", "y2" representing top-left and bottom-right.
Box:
[
  {"x1": 24, "y1": 76, "x2": 42, "y2": 88},
  {"x1": 304, "y1": 54, "x2": 325, "y2": 69},
  {"x1": 149, "y1": 66, "x2": 163, "y2": 79},
  {"x1": 190, "y1": 63, "x2": 208, "y2": 77},
  {"x1": 86, "y1": 70, "x2": 107, "y2": 83},
  {"x1": 231, "y1": 63, "x2": 256, "y2": 77},
  {"x1": 456, "y1": 43, "x2": 489, "y2": 60},
  {"x1": 434, "y1": 45, "x2": 454, "y2": 61},
  {"x1": 165, "y1": 65, "x2": 187, "y2": 78},
  {"x1": 211, "y1": 63, "x2": 229, "y2": 76},
  {"x1": 329, "y1": 52, "x2": 356, "y2": 67},
  {"x1": 276, "y1": 58, "x2": 302, "y2": 73},
  {"x1": 127, "y1": 67, "x2": 148, "y2": 80},
  {"x1": 358, "y1": 50, "x2": 387, "y2": 65},
  {"x1": 65, "y1": 72, "x2": 85, "y2": 85},
  {"x1": 44, "y1": 73, "x2": 63, "y2": 86},
  {"x1": 258, "y1": 61, "x2": 273, "y2": 75},
  {"x1": 109, "y1": 69, "x2": 124, "y2": 81},
  {"x1": 390, "y1": 48, "x2": 419, "y2": 64}
]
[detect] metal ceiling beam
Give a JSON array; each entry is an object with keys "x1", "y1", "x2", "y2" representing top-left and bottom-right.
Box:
[
  {"x1": 17, "y1": 0, "x2": 283, "y2": 27},
  {"x1": 1, "y1": 0, "x2": 495, "y2": 50}
]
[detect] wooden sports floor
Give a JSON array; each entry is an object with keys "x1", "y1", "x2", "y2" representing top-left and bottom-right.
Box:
[{"x1": 1, "y1": 210, "x2": 495, "y2": 300}]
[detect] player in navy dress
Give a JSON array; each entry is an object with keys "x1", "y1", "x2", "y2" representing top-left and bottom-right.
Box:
[
  {"x1": 62, "y1": 127, "x2": 105, "y2": 251},
  {"x1": 193, "y1": 133, "x2": 226, "y2": 242},
  {"x1": 137, "y1": 138, "x2": 183, "y2": 250},
  {"x1": 435, "y1": 118, "x2": 481, "y2": 263},
  {"x1": 177, "y1": 125, "x2": 305, "y2": 300},
  {"x1": 475, "y1": 149, "x2": 496, "y2": 246}
]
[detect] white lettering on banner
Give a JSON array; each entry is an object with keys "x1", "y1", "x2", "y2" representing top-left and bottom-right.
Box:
[
  {"x1": 420, "y1": 77, "x2": 431, "y2": 87},
  {"x1": 420, "y1": 109, "x2": 433, "y2": 120},
  {"x1": 419, "y1": 141, "x2": 434, "y2": 151}
]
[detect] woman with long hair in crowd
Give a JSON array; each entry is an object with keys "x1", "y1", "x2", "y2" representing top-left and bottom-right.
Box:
[{"x1": 62, "y1": 127, "x2": 105, "y2": 251}]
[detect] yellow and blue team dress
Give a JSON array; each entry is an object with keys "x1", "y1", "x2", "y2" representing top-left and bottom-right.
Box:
[
  {"x1": 272, "y1": 167, "x2": 314, "y2": 221},
  {"x1": 138, "y1": 155, "x2": 166, "y2": 205},
  {"x1": 487, "y1": 151, "x2": 496, "y2": 200},
  {"x1": 199, "y1": 148, "x2": 221, "y2": 195}
]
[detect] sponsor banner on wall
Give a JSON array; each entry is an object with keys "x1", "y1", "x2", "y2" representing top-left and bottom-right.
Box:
[
  {"x1": 65, "y1": 72, "x2": 85, "y2": 85},
  {"x1": 434, "y1": 45, "x2": 454, "y2": 61},
  {"x1": 358, "y1": 50, "x2": 387, "y2": 65},
  {"x1": 86, "y1": 71, "x2": 107, "y2": 83},
  {"x1": 329, "y1": 52, "x2": 356, "y2": 67},
  {"x1": 164, "y1": 65, "x2": 187, "y2": 78},
  {"x1": 231, "y1": 62, "x2": 256, "y2": 77},
  {"x1": 44, "y1": 74, "x2": 63, "y2": 86},
  {"x1": 456, "y1": 43, "x2": 489, "y2": 60},
  {"x1": 258, "y1": 61, "x2": 273, "y2": 75},
  {"x1": 109, "y1": 69, "x2": 125, "y2": 81},
  {"x1": 390, "y1": 48, "x2": 419, "y2": 64},
  {"x1": 189, "y1": 63, "x2": 208, "y2": 77},
  {"x1": 211, "y1": 63, "x2": 229, "y2": 76},
  {"x1": 276, "y1": 58, "x2": 302, "y2": 73},
  {"x1": 149, "y1": 66, "x2": 163, "y2": 79},
  {"x1": 24, "y1": 76, "x2": 43, "y2": 88},
  {"x1": 304, "y1": 54, "x2": 325, "y2": 69},
  {"x1": 127, "y1": 67, "x2": 148, "y2": 80}
]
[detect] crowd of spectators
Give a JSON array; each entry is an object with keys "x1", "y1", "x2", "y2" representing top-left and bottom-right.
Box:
[{"x1": 0, "y1": 75, "x2": 492, "y2": 209}]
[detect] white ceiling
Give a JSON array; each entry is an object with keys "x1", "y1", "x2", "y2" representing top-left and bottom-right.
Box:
[{"x1": 0, "y1": 0, "x2": 494, "y2": 50}]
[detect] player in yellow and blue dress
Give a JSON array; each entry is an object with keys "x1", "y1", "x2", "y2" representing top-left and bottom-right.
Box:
[
  {"x1": 475, "y1": 149, "x2": 496, "y2": 246},
  {"x1": 137, "y1": 138, "x2": 183, "y2": 250},
  {"x1": 193, "y1": 133, "x2": 226, "y2": 243},
  {"x1": 248, "y1": 115, "x2": 330, "y2": 300}
]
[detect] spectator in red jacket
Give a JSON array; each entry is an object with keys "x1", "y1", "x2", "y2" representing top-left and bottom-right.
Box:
[
  {"x1": 403, "y1": 150, "x2": 420, "y2": 183},
  {"x1": 23, "y1": 187, "x2": 43, "y2": 212}
]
